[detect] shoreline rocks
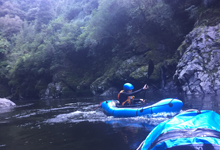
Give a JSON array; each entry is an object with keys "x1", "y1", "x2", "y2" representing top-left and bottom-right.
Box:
[
  {"x1": 174, "y1": 24, "x2": 220, "y2": 95},
  {"x1": 0, "y1": 98, "x2": 16, "y2": 108}
]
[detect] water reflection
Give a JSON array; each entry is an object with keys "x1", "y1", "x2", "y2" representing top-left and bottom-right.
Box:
[
  {"x1": 181, "y1": 94, "x2": 220, "y2": 114},
  {"x1": 0, "y1": 107, "x2": 14, "y2": 113}
]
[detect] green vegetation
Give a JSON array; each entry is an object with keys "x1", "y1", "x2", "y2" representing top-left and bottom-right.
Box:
[{"x1": 0, "y1": 0, "x2": 219, "y2": 99}]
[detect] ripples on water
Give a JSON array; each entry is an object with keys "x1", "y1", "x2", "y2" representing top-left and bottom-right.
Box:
[
  {"x1": 0, "y1": 94, "x2": 220, "y2": 150},
  {"x1": 45, "y1": 102, "x2": 175, "y2": 125},
  {"x1": 0, "y1": 98, "x2": 174, "y2": 150},
  {"x1": 6, "y1": 101, "x2": 173, "y2": 127}
]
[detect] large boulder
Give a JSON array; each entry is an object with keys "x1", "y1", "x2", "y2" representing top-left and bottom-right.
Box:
[
  {"x1": 39, "y1": 72, "x2": 68, "y2": 99},
  {"x1": 90, "y1": 55, "x2": 150, "y2": 95},
  {"x1": 0, "y1": 98, "x2": 16, "y2": 108},
  {"x1": 43, "y1": 82, "x2": 63, "y2": 99},
  {"x1": 174, "y1": 24, "x2": 220, "y2": 95},
  {"x1": 100, "y1": 87, "x2": 118, "y2": 96},
  {"x1": 90, "y1": 76, "x2": 111, "y2": 95},
  {"x1": 114, "y1": 56, "x2": 146, "y2": 81}
]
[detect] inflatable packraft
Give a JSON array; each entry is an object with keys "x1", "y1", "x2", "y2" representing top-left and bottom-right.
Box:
[
  {"x1": 101, "y1": 98, "x2": 183, "y2": 117},
  {"x1": 137, "y1": 110, "x2": 220, "y2": 150}
]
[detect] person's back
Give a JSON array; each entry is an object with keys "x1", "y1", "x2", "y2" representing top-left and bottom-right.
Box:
[{"x1": 118, "y1": 83, "x2": 148, "y2": 106}]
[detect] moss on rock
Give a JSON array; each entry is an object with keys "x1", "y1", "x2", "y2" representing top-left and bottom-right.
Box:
[{"x1": 129, "y1": 66, "x2": 148, "y2": 80}]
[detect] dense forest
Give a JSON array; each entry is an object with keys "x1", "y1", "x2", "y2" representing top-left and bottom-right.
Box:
[{"x1": 0, "y1": 0, "x2": 220, "y2": 99}]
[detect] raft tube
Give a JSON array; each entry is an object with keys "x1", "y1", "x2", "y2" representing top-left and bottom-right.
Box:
[
  {"x1": 138, "y1": 110, "x2": 220, "y2": 150},
  {"x1": 101, "y1": 98, "x2": 183, "y2": 117}
]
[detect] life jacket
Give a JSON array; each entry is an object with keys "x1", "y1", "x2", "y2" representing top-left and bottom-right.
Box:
[{"x1": 118, "y1": 90, "x2": 134, "y2": 106}]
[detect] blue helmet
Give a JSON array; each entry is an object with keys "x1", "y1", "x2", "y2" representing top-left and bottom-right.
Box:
[{"x1": 123, "y1": 83, "x2": 134, "y2": 91}]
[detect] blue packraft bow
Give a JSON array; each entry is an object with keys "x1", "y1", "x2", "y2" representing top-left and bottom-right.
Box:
[{"x1": 138, "y1": 110, "x2": 220, "y2": 150}]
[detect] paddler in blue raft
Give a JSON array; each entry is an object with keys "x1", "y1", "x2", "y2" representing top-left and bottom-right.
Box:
[{"x1": 118, "y1": 83, "x2": 149, "y2": 106}]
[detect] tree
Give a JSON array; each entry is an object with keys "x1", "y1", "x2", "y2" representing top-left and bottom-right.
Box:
[
  {"x1": 0, "y1": 36, "x2": 9, "y2": 79},
  {"x1": 0, "y1": 14, "x2": 23, "y2": 39},
  {"x1": 35, "y1": 0, "x2": 55, "y2": 31}
]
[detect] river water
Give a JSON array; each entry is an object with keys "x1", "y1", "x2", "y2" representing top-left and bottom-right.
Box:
[{"x1": 0, "y1": 92, "x2": 220, "y2": 150}]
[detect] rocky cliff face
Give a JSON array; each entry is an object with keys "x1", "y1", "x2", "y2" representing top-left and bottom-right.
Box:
[
  {"x1": 44, "y1": 23, "x2": 220, "y2": 97},
  {"x1": 174, "y1": 23, "x2": 220, "y2": 95}
]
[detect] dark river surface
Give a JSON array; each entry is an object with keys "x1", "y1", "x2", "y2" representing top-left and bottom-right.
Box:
[{"x1": 0, "y1": 92, "x2": 220, "y2": 150}]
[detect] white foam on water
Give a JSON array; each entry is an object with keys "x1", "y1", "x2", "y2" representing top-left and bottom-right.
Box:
[
  {"x1": 0, "y1": 144, "x2": 6, "y2": 147},
  {"x1": 16, "y1": 103, "x2": 34, "y2": 108},
  {"x1": 45, "y1": 110, "x2": 177, "y2": 126},
  {"x1": 45, "y1": 110, "x2": 107, "y2": 123},
  {"x1": 43, "y1": 106, "x2": 77, "y2": 111},
  {"x1": 15, "y1": 112, "x2": 37, "y2": 119},
  {"x1": 9, "y1": 101, "x2": 179, "y2": 129},
  {"x1": 18, "y1": 122, "x2": 34, "y2": 127},
  {"x1": 12, "y1": 105, "x2": 77, "y2": 119}
]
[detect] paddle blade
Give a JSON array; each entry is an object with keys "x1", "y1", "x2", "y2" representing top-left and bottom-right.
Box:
[{"x1": 148, "y1": 59, "x2": 154, "y2": 79}]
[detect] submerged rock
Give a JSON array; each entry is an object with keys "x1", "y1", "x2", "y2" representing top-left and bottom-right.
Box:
[
  {"x1": 0, "y1": 98, "x2": 16, "y2": 108},
  {"x1": 174, "y1": 23, "x2": 220, "y2": 95}
]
